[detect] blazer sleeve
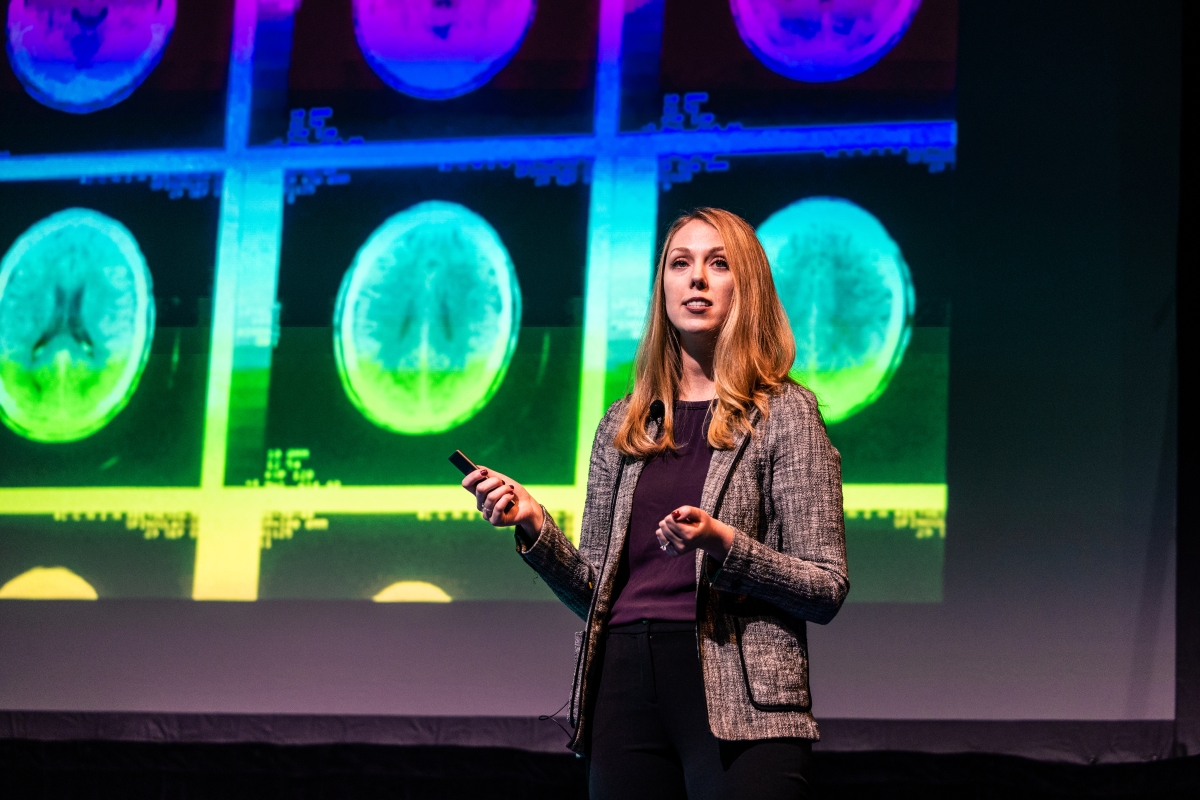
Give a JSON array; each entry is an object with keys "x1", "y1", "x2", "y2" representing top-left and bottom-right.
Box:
[
  {"x1": 708, "y1": 387, "x2": 850, "y2": 624},
  {"x1": 516, "y1": 402, "x2": 624, "y2": 620}
]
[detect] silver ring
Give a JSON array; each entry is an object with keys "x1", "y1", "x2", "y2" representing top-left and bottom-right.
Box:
[{"x1": 660, "y1": 543, "x2": 669, "y2": 551}]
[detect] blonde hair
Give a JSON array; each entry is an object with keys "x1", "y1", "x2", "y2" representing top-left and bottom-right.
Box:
[{"x1": 613, "y1": 207, "x2": 796, "y2": 457}]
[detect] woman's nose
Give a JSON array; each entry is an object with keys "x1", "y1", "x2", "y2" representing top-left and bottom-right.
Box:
[{"x1": 689, "y1": 265, "x2": 708, "y2": 288}]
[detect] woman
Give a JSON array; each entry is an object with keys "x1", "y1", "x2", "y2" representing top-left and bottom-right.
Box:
[{"x1": 463, "y1": 208, "x2": 848, "y2": 799}]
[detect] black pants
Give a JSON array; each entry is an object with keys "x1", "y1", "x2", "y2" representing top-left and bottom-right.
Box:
[{"x1": 588, "y1": 621, "x2": 811, "y2": 800}]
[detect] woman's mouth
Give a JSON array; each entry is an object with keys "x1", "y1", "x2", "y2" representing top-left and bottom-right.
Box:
[{"x1": 683, "y1": 298, "x2": 712, "y2": 311}]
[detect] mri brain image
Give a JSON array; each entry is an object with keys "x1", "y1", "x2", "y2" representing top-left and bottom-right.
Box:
[
  {"x1": 0, "y1": 208, "x2": 156, "y2": 442},
  {"x1": 334, "y1": 201, "x2": 521, "y2": 435},
  {"x1": 5, "y1": 0, "x2": 177, "y2": 113},
  {"x1": 729, "y1": 0, "x2": 921, "y2": 83},
  {"x1": 352, "y1": 0, "x2": 535, "y2": 100},
  {"x1": 758, "y1": 197, "x2": 913, "y2": 423}
]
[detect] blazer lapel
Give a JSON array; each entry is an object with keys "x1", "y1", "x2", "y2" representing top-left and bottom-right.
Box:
[
  {"x1": 600, "y1": 418, "x2": 655, "y2": 582},
  {"x1": 606, "y1": 455, "x2": 645, "y2": 577},
  {"x1": 696, "y1": 409, "x2": 758, "y2": 581},
  {"x1": 699, "y1": 411, "x2": 757, "y2": 517}
]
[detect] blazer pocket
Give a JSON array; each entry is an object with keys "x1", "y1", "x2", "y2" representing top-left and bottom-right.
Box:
[{"x1": 735, "y1": 616, "x2": 811, "y2": 711}]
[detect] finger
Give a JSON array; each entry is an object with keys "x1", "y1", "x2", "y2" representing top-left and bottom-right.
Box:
[
  {"x1": 655, "y1": 525, "x2": 669, "y2": 548},
  {"x1": 473, "y1": 478, "x2": 505, "y2": 503},
  {"x1": 658, "y1": 524, "x2": 683, "y2": 554},
  {"x1": 665, "y1": 513, "x2": 704, "y2": 537},
  {"x1": 480, "y1": 468, "x2": 511, "y2": 484},
  {"x1": 503, "y1": 485, "x2": 520, "y2": 511},
  {"x1": 485, "y1": 484, "x2": 512, "y2": 507},
  {"x1": 673, "y1": 505, "x2": 701, "y2": 523},
  {"x1": 486, "y1": 490, "x2": 520, "y2": 520},
  {"x1": 461, "y1": 467, "x2": 488, "y2": 491},
  {"x1": 656, "y1": 527, "x2": 679, "y2": 556},
  {"x1": 483, "y1": 490, "x2": 505, "y2": 520},
  {"x1": 492, "y1": 486, "x2": 519, "y2": 514},
  {"x1": 476, "y1": 476, "x2": 505, "y2": 493},
  {"x1": 489, "y1": 492, "x2": 515, "y2": 524}
]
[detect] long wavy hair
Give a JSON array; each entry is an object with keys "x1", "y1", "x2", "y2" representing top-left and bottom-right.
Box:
[{"x1": 613, "y1": 207, "x2": 796, "y2": 457}]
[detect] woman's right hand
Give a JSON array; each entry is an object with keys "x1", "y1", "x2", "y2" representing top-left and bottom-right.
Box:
[{"x1": 462, "y1": 467, "x2": 544, "y2": 536}]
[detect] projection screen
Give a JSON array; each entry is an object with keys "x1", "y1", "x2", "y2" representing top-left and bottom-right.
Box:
[{"x1": 0, "y1": 0, "x2": 1177, "y2": 737}]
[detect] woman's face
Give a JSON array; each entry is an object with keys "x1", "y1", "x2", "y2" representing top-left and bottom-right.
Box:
[{"x1": 663, "y1": 219, "x2": 735, "y2": 340}]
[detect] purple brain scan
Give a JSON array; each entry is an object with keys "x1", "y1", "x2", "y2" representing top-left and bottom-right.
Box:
[
  {"x1": 5, "y1": 0, "x2": 177, "y2": 114},
  {"x1": 729, "y1": 0, "x2": 921, "y2": 83},
  {"x1": 352, "y1": 0, "x2": 536, "y2": 101},
  {"x1": 258, "y1": 0, "x2": 303, "y2": 21}
]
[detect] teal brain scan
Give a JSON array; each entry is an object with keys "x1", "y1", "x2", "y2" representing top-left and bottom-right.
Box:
[
  {"x1": 0, "y1": 208, "x2": 156, "y2": 442},
  {"x1": 758, "y1": 197, "x2": 914, "y2": 424},
  {"x1": 334, "y1": 201, "x2": 521, "y2": 435}
]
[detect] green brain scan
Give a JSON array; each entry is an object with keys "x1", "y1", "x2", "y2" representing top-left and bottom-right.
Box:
[
  {"x1": 0, "y1": 208, "x2": 156, "y2": 442},
  {"x1": 758, "y1": 197, "x2": 914, "y2": 424},
  {"x1": 333, "y1": 201, "x2": 521, "y2": 435}
]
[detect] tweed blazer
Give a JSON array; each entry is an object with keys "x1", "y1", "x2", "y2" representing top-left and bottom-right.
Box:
[{"x1": 517, "y1": 382, "x2": 848, "y2": 753}]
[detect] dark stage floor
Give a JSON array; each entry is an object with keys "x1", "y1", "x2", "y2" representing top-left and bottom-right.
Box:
[{"x1": 3, "y1": 741, "x2": 1200, "y2": 799}]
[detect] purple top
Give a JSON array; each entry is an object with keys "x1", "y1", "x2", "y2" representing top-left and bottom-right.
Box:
[{"x1": 608, "y1": 400, "x2": 714, "y2": 626}]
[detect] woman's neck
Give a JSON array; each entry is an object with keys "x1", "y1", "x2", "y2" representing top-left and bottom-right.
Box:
[{"x1": 677, "y1": 333, "x2": 716, "y2": 402}]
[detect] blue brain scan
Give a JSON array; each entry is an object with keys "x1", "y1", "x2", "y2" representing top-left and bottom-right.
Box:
[
  {"x1": 5, "y1": 0, "x2": 177, "y2": 113},
  {"x1": 729, "y1": 0, "x2": 922, "y2": 83},
  {"x1": 353, "y1": 0, "x2": 536, "y2": 100}
]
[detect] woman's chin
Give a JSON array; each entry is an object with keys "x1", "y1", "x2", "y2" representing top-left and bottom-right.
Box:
[{"x1": 671, "y1": 318, "x2": 723, "y2": 338}]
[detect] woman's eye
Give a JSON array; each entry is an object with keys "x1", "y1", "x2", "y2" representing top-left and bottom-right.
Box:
[
  {"x1": 712, "y1": 259, "x2": 729, "y2": 270},
  {"x1": 671, "y1": 259, "x2": 688, "y2": 269}
]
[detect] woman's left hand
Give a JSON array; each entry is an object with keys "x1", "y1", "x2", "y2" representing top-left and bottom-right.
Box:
[{"x1": 656, "y1": 506, "x2": 737, "y2": 563}]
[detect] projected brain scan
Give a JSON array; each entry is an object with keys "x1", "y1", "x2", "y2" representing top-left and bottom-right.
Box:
[
  {"x1": 758, "y1": 197, "x2": 913, "y2": 424},
  {"x1": 258, "y1": 0, "x2": 303, "y2": 21},
  {"x1": 729, "y1": 0, "x2": 921, "y2": 83},
  {"x1": 334, "y1": 201, "x2": 521, "y2": 435},
  {"x1": 5, "y1": 0, "x2": 177, "y2": 113},
  {"x1": 0, "y1": 208, "x2": 156, "y2": 443},
  {"x1": 352, "y1": 0, "x2": 536, "y2": 100}
]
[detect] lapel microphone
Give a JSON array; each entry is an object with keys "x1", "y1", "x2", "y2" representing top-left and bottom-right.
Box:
[{"x1": 649, "y1": 399, "x2": 665, "y2": 422}]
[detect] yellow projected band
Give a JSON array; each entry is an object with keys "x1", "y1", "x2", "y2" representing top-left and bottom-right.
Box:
[{"x1": 0, "y1": 482, "x2": 946, "y2": 600}]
